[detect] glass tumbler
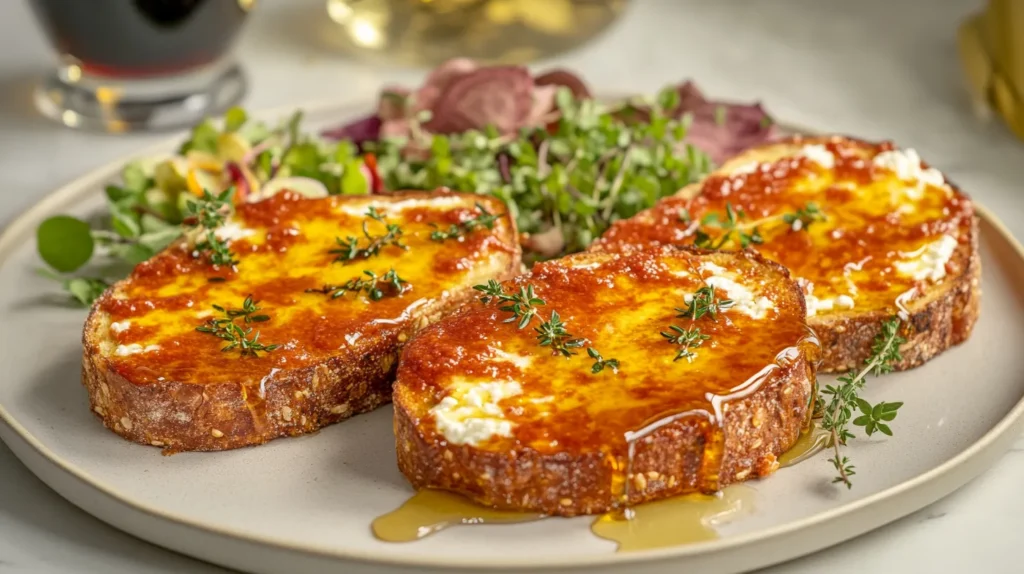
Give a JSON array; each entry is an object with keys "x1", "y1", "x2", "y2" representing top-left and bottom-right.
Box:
[
  {"x1": 29, "y1": 0, "x2": 254, "y2": 133},
  {"x1": 324, "y1": 0, "x2": 629, "y2": 67}
]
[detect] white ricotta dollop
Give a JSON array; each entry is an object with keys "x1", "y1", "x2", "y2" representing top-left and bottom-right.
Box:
[
  {"x1": 109, "y1": 320, "x2": 131, "y2": 334},
  {"x1": 804, "y1": 295, "x2": 832, "y2": 317},
  {"x1": 114, "y1": 343, "x2": 160, "y2": 357},
  {"x1": 430, "y1": 380, "x2": 522, "y2": 446},
  {"x1": 872, "y1": 148, "x2": 946, "y2": 200},
  {"x1": 489, "y1": 348, "x2": 533, "y2": 370},
  {"x1": 800, "y1": 280, "x2": 856, "y2": 318},
  {"x1": 807, "y1": 294, "x2": 856, "y2": 317},
  {"x1": 894, "y1": 235, "x2": 959, "y2": 282},
  {"x1": 214, "y1": 221, "x2": 257, "y2": 242},
  {"x1": 797, "y1": 144, "x2": 835, "y2": 169},
  {"x1": 695, "y1": 262, "x2": 774, "y2": 319}
]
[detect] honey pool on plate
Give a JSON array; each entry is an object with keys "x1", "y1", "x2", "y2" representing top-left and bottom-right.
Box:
[
  {"x1": 372, "y1": 486, "x2": 755, "y2": 551},
  {"x1": 373, "y1": 424, "x2": 830, "y2": 551}
]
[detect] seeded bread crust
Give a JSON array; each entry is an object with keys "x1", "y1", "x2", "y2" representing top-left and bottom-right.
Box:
[
  {"x1": 82, "y1": 192, "x2": 522, "y2": 453},
  {"x1": 812, "y1": 218, "x2": 980, "y2": 372},
  {"x1": 593, "y1": 135, "x2": 981, "y2": 373},
  {"x1": 393, "y1": 249, "x2": 817, "y2": 516}
]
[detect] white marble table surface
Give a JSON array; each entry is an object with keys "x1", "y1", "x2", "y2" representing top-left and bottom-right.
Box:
[{"x1": 1, "y1": 0, "x2": 1022, "y2": 572}]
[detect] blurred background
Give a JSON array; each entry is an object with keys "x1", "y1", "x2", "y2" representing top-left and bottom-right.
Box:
[{"x1": 6, "y1": 0, "x2": 1022, "y2": 224}]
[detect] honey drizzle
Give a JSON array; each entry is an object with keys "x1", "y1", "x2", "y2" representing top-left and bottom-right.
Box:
[
  {"x1": 372, "y1": 342, "x2": 820, "y2": 550},
  {"x1": 590, "y1": 485, "x2": 756, "y2": 551},
  {"x1": 371, "y1": 486, "x2": 755, "y2": 551},
  {"x1": 621, "y1": 408, "x2": 715, "y2": 512},
  {"x1": 615, "y1": 344, "x2": 809, "y2": 512},
  {"x1": 372, "y1": 419, "x2": 824, "y2": 550},
  {"x1": 371, "y1": 489, "x2": 542, "y2": 542},
  {"x1": 778, "y1": 423, "x2": 830, "y2": 468}
]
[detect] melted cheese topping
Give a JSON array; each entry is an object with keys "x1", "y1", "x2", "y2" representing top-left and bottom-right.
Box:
[
  {"x1": 429, "y1": 379, "x2": 522, "y2": 445},
  {"x1": 698, "y1": 262, "x2": 775, "y2": 319},
  {"x1": 214, "y1": 221, "x2": 257, "y2": 242},
  {"x1": 594, "y1": 137, "x2": 974, "y2": 319},
  {"x1": 399, "y1": 249, "x2": 817, "y2": 459},
  {"x1": 98, "y1": 191, "x2": 517, "y2": 385},
  {"x1": 797, "y1": 144, "x2": 835, "y2": 169},
  {"x1": 109, "y1": 320, "x2": 130, "y2": 334},
  {"x1": 873, "y1": 148, "x2": 946, "y2": 191},
  {"x1": 114, "y1": 343, "x2": 160, "y2": 356}
]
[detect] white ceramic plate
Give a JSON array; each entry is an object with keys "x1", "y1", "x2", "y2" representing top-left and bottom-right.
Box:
[{"x1": 2, "y1": 103, "x2": 1024, "y2": 574}]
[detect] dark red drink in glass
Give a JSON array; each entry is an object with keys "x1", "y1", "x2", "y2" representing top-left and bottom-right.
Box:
[{"x1": 30, "y1": 0, "x2": 254, "y2": 132}]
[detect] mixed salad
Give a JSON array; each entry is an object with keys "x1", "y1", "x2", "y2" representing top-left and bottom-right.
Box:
[{"x1": 35, "y1": 60, "x2": 777, "y2": 306}]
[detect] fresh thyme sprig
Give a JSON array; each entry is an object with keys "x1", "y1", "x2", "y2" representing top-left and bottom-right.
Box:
[
  {"x1": 782, "y1": 201, "x2": 825, "y2": 231},
  {"x1": 331, "y1": 207, "x2": 408, "y2": 262},
  {"x1": 473, "y1": 280, "x2": 546, "y2": 329},
  {"x1": 535, "y1": 310, "x2": 585, "y2": 357},
  {"x1": 306, "y1": 268, "x2": 408, "y2": 301},
  {"x1": 196, "y1": 295, "x2": 280, "y2": 357},
  {"x1": 430, "y1": 203, "x2": 504, "y2": 242},
  {"x1": 663, "y1": 271, "x2": 735, "y2": 363},
  {"x1": 587, "y1": 347, "x2": 620, "y2": 374},
  {"x1": 186, "y1": 188, "x2": 237, "y2": 267},
  {"x1": 660, "y1": 325, "x2": 711, "y2": 362},
  {"x1": 820, "y1": 317, "x2": 905, "y2": 488},
  {"x1": 694, "y1": 203, "x2": 763, "y2": 249},
  {"x1": 474, "y1": 280, "x2": 594, "y2": 360},
  {"x1": 692, "y1": 201, "x2": 825, "y2": 249},
  {"x1": 676, "y1": 285, "x2": 734, "y2": 321}
]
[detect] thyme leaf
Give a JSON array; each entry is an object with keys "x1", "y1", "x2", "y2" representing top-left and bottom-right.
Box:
[
  {"x1": 692, "y1": 201, "x2": 825, "y2": 249},
  {"x1": 331, "y1": 207, "x2": 408, "y2": 262},
  {"x1": 660, "y1": 325, "x2": 711, "y2": 362},
  {"x1": 676, "y1": 285, "x2": 734, "y2": 321},
  {"x1": 535, "y1": 310, "x2": 585, "y2": 357},
  {"x1": 430, "y1": 203, "x2": 504, "y2": 242},
  {"x1": 820, "y1": 317, "x2": 905, "y2": 488},
  {"x1": 185, "y1": 188, "x2": 237, "y2": 267},
  {"x1": 306, "y1": 268, "x2": 408, "y2": 301},
  {"x1": 472, "y1": 280, "x2": 546, "y2": 329},
  {"x1": 587, "y1": 347, "x2": 620, "y2": 374},
  {"x1": 196, "y1": 295, "x2": 279, "y2": 357}
]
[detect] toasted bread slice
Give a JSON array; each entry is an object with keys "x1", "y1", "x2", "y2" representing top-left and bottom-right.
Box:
[
  {"x1": 592, "y1": 136, "x2": 980, "y2": 372},
  {"x1": 394, "y1": 247, "x2": 818, "y2": 516},
  {"x1": 83, "y1": 190, "x2": 521, "y2": 452}
]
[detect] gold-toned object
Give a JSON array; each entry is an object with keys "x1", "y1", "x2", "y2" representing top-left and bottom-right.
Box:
[
  {"x1": 323, "y1": 0, "x2": 628, "y2": 67},
  {"x1": 959, "y1": 0, "x2": 1024, "y2": 139}
]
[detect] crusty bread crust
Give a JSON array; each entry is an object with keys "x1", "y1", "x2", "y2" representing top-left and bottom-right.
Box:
[
  {"x1": 592, "y1": 135, "x2": 982, "y2": 373},
  {"x1": 393, "y1": 248, "x2": 817, "y2": 516},
  {"x1": 82, "y1": 192, "x2": 522, "y2": 453},
  {"x1": 813, "y1": 215, "x2": 981, "y2": 372},
  {"x1": 720, "y1": 136, "x2": 982, "y2": 372}
]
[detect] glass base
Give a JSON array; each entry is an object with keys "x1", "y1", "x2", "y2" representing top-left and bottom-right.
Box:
[{"x1": 34, "y1": 61, "x2": 247, "y2": 133}]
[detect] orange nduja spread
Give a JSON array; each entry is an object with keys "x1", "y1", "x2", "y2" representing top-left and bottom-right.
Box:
[
  {"x1": 593, "y1": 136, "x2": 975, "y2": 318},
  {"x1": 397, "y1": 248, "x2": 818, "y2": 492},
  {"x1": 96, "y1": 191, "x2": 517, "y2": 385}
]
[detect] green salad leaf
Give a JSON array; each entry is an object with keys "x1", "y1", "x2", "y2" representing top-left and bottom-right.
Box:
[
  {"x1": 66, "y1": 277, "x2": 110, "y2": 306},
  {"x1": 366, "y1": 86, "x2": 711, "y2": 257},
  {"x1": 33, "y1": 84, "x2": 717, "y2": 305},
  {"x1": 37, "y1": 215, "x2": 94, "y2": 273},
  {"x1": 180, "y1": 119, "x2": 219, "y2": 155},
  {"x1": 223, "y1": 106, "x2": 248, "y2": 132}
]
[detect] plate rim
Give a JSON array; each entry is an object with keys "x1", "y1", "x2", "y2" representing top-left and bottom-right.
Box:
[{"x1": 1, "y1": 101, "x2": 1023, "y2": 570}]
